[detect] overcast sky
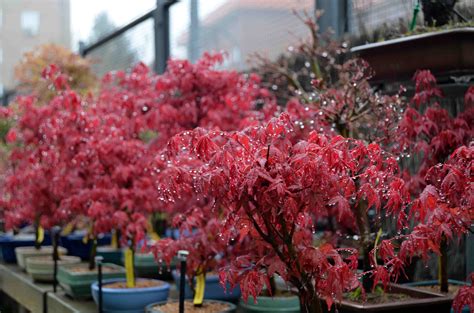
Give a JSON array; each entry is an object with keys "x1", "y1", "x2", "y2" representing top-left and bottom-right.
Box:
[{"x1": 70, "y1": 0, "x2": 226, "y2": 57}]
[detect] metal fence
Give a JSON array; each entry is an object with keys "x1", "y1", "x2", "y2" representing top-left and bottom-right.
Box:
[{"x1": 79, "y1": 0, "x2": 178, "y2": 76}]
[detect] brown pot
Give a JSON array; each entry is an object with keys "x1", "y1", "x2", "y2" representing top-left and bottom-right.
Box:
[
  {"x1": 324, "y1": 284, "x2": 452, "y2": 313},
  {"x1": 351, "y1": 28, "x2": 474, "y2": 83}
]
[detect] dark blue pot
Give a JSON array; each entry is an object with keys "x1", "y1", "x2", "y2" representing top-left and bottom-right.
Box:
[
  {"x1": 60, "y1": 232, "x2": 111, "y2": 260},
  {"x1": 91, "y1": 278, "x2": 170, "y2": 313},
  {"x1": 0, "y1": 233, "x2": 51, "y2": 263},
  {"x1": 172, "y1": 271, "x2": 241, "y2": 302},
  {"x1": 404, "y1": 280, "x2": 469, "y2": 313}
]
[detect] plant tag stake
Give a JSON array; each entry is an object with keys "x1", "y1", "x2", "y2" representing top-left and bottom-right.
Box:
[
  {"x1": 95, "y1": 256, "x2": 104, "y2": 313},
  {"x1": 125, "y1": 248, "x2": 135, "y2": 288},
  {"x1": 52, "y1": 226, "x2": 61, "y2": 293},
  {"x1": 178, "y1": 250, "x2": 189, "y2": 313},
  {"x1": 193, "y1": 268, "x2": 205, "y2": 306}
]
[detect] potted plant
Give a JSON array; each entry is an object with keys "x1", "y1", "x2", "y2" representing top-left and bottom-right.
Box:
[{"x1": 153, "y1": 218, "x2": 242, "y2": 302}]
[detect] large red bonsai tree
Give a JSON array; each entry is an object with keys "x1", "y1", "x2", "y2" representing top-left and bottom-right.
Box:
[{"x1": 160, "y1": 113, "x2": 411, "y2": 313}]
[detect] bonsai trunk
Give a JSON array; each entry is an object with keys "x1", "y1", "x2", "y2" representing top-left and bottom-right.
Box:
[
  {"x1": 439, "y1": 236, "x2": 448, "y2": 293},
  {"x1": 355, "y1": 201, "x2": 374, "y2": 291},
  {"x1": 34, "y1": 216, "x2": 41, "y2": 250},
  {"x1": 89, "y1": 237, "x2": 97, "y2": 270},
  {"x1": 298, "y1": 289, "x2": 323, "y2": 313}
]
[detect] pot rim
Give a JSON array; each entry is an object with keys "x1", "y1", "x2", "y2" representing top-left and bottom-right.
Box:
[{"x1": 91, "y1": 278, "x2": 170, "y2": 293}]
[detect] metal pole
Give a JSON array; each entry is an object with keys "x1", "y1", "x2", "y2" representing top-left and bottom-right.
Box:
[
  {"x1": 177, "y1": 250, "x2": 189, "y2": 313},
  {"x1": 154, "y1": 0, "x2": 178, "y2": 74},
  {"x1": 95, "y1": 256, "x2": 104, "y2": 313},
  {"x1": 189, "y1": 0, "x2": 199, "y2": 63},
  {"x1": 52, "y1": 226, "x2": 61, "y2": 293}
]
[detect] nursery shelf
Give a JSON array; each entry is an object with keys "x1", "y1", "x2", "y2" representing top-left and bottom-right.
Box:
[{"x1": 0, "y1": 263, "x2": 96, "y2": 313}]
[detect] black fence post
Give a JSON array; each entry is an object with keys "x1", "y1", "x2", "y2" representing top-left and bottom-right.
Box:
[{"x1": 154, "y1": 0, "x2": 178, "y2": 74}]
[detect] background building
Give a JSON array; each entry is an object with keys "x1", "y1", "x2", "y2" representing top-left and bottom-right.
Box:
[{"x1": 0, "y1": 0, "x2": 71, "y2": 96}]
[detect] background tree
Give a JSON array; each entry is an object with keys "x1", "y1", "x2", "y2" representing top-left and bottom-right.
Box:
[{"x1": 87, "y1": 12, "x2": 137, "y2": 77}]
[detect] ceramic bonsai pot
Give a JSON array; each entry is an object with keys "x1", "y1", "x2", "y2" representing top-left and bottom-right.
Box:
[
  {"x1": 60, "y1": 231, "x2": 111, "y2": 260},
  {"x1": 351, "y1": 28, "x2": 474, "y2": 84},
  {"x1": 172, "y1": 270, "x2": 241, "y2": 302},
  {"x1": 15, "y1": 245, "x2": 67, "y2": 270},
  {"x1": 97, "y1": 246, "x2": 123, "y2": 265},
  {"x1": 57, "y1": 262, "x2": 125, "y2": 299},
  {"x1": 25, "y1": 255, "x2": 81, "y2": 282},
  {"x1": 0, "y1": 233, "x2": 50, "y2": 263},
  {"x1": 238, "y1": 295, "x2": 300, "y2": 313},
  {"x1": 324, "y1": 284, "x2": 453, "y2": 313},
  {"x1": 404, "y1": 280, "x2": 469, "y2": 313},
  {"x1": 146, "y1": 299, "x2": 237, "y2": 313},
  {"x1": 91, "y1": 278, "x2": 170, "y2": 313}
]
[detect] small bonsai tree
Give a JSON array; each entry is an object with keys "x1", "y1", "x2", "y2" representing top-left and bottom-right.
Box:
[
  {"x1": 375, "y1": 145, "x2": 472, "y2": 311},
  {"x1": 395, "y1": 71, "x2": 473, "y2": 293}
]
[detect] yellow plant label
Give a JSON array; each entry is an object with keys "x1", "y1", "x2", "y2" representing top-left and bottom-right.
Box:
[
  {"x1": 36, "y1": 226, "x2": 44, "y2": 244},
  {"x1": 193, "y1": 270, "x2": 205, "y2": 306},
  {"x1": 125, "y1": 248, "x2": 135, "y2": 288}
]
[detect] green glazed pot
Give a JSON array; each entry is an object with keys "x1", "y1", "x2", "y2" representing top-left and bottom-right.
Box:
[
  {"x1": 58, "y1": 262, "x2": 125, "y2": 299},
  {"x1": 15, "y1": 246, "x2": 67, "y2": 270},
  {"x1": 96, "y1": 247, "x2": 123, "y2": 265},
  {"x1": 26, "y1": 255, "x2": 81, "y2": 282},
  {"x1": 239, "y1": 295, "x2": 301, "y2": 313}
]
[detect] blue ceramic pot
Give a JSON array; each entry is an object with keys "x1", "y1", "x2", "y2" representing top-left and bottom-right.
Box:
[
  {"x1": 0, "y1": 233, "x2": 51, "y2": 263},
  {"x1": 91, "y1": 278, "x2": 170, "y2": 313},
  {"x1": 172, "y1": 271, "x2": 241, "y2": 302},
  {"x1": 404, "y1": 279, "x2": 469, "y2": 313},
  {"x1": 60, "y1": 232, "x2": 111, "y2": 260}
]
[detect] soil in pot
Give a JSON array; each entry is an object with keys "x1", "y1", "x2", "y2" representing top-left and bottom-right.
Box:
[
  {"x1": 105, "y1": 280, "x2": 164, "y2": 289},
  {"x1": 148, "y1": 300, "x2": 236, "y2": 313},
  {"x1": 324, "y1": 284, "x2": 453, "y2": 313}
]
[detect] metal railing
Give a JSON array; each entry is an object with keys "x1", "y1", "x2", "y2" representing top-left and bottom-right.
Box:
[{"x1": 79, "y1": 0, "x2": 179, "y2": 74}]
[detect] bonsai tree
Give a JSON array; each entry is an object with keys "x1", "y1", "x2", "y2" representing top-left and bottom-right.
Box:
[
  {"x1": 1, "y1": 66, "x2": 82, "y2": 248},
  {"x1": 375, "y1": 145, "x2": 472, "y2": 310},
  {"x1": 160, "y1": 113, "x2": 411, "y2": 312},
  {"x1": 395, "y1": 71, "x2": 473, "y2": 293}
]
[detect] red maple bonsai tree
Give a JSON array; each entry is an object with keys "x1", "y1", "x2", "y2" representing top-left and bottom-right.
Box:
[
  {"x1": 395, "y1": 70, "x2": 473, "y2": 294},
  {"x1": 160, "y1": 113, "x2": 411, "y2": 313}
]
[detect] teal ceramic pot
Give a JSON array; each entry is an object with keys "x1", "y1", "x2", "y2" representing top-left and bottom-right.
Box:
[
  {"x1": 58, "y1": 263, "x2": 125, "y2": 298},
  {"x1": 238, "y1": 295, "x2": 300, "y2": 313}
]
